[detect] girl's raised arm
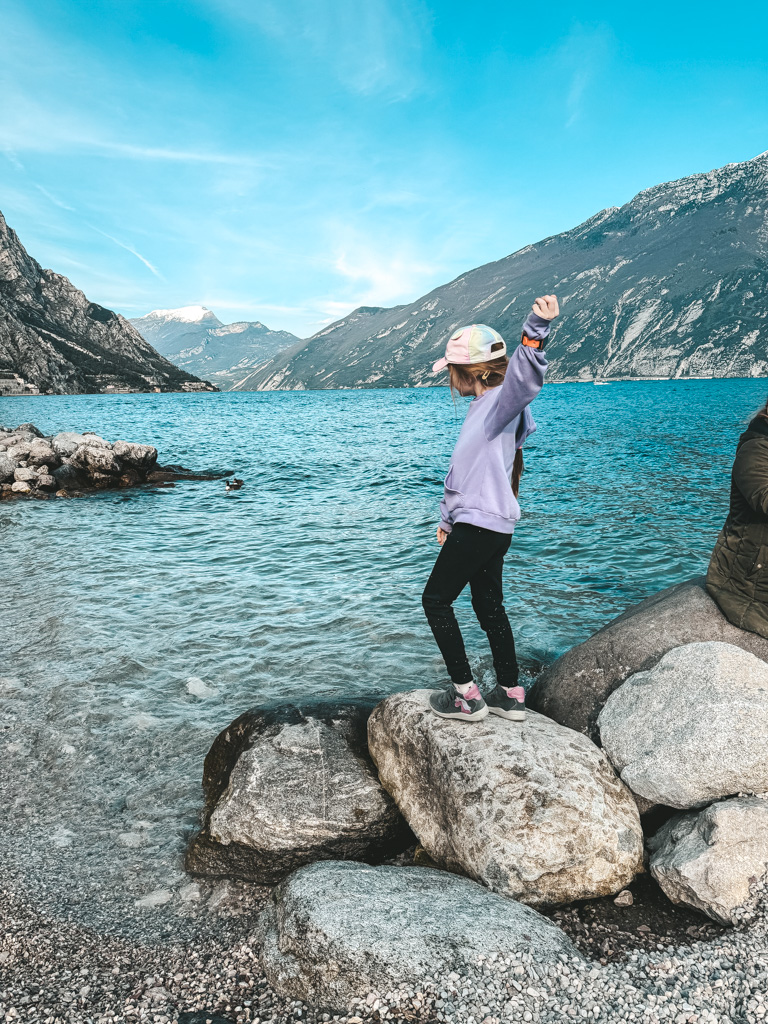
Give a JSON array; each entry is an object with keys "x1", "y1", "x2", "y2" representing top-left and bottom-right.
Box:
[{"x1": 484, "y1": 297, "x2": 557, "y2": 441}]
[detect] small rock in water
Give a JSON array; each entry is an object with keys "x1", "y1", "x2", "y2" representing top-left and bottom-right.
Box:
[
  {"x1": 179, "y1": 881, "x2": 202, "y2": 902},
  {"x1": 186, "y1": 676, "x2": 217, "y2": 698},
  {"x1": 614, "y1": 889, "x2": 634, "y2": 907},
  {"x1": 50, "y1": 828, "x2": 74, "y2": 848},
  {"x1": 129, "y1": 712, "x2": 163, "y2": 730},
  {"x1": 135, "y1": 888, "x2": 173, "y2": 908},
  {"x1": 118, "y1": 832, "x2": 145, "y2": 848}
]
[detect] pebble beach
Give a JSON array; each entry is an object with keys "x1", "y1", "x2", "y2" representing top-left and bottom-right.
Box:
[{"x1": 2, "y1": 873, "x2": 766, "y2": 1024}]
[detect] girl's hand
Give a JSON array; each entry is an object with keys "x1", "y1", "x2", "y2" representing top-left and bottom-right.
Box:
[
  {"x1": 437, "y1": 527, "x2": 448, "y2": 546},
  {"x1": 533, "y1": 294, "x2": 559, "y2": 321}
]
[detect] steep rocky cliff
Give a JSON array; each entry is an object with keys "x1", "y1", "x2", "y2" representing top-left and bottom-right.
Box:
[
  {"x1": 244, "y1": 150, "x2": 768, "y2": 389},
  {"x1": 0, "y1": 212, "x2": 215, "y2": 395},
  {"x1": 130, "y1": 306, "x2": 300, "y2": 390}
]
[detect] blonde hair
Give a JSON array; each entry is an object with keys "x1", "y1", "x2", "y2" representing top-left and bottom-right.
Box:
[
  {"x1": 446, "y1": 349, "x2": 524, "y2": 497},
  {"x1": 448, "y1": 356, "x2": 508, "y2": 395}
]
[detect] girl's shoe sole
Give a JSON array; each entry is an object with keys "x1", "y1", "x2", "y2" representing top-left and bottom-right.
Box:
[
  {"x1": 489, "y1": 707, "x2": 525, "y2": 721},
  {"x1": 430, "y1": 706, "x2": 489, "y2": 721}
]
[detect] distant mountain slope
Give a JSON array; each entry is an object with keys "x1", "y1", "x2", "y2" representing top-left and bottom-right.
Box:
[
  {"x1": 131, "y1": 306, "x2": 301, "y2": 390},
  {"x1": 244, "y1": 151, "x2": 768, "y2": 390},
  {"x1": 0, "y1": 212, "x2": 215, "y2": 395}
]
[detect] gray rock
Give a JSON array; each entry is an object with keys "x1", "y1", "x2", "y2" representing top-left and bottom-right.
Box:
[
  {"x1": 51, "y1": 433, "x2": 85, "y2": 458},
  {"x1": 11, "y1": 480, "x2": 32, "y2": 494},
  {"x1": 648, "y1": 797, "x2": 768, "y2": 924},
  {"x1": 25, "y1": 441, "x2": 59, "y2": 468},
  {"x1": 36, "y1": 474, "x2": 57, "y2": 490},
  {"x1": 186, "y1": 702, "x2": 411, "y2": 884},
  {"x1": 0, "y1": 454, "x2": 17, "y2": 483},
  {"x1": 13, "y1": 468, "x2": 37, "y2": 483},
  {"x1": 257, "y1": 861, "x2": 579, "y2": 1010},
  {"x1": 367, "y1": 690, "x2": 643, "y2": 906},
  {"x1": 6, "y1": 442, "x2": 32, "y2": 461},
  {"x1": 529, "y1": 577, "x2": 768, "y2": 739},
  {"x1": 598, "y1": 642, "x2": 768, "y2": 809},
  {"x1": 15, "y1": 423, "x2": 44, "y2": 437},
  {"x1": 69, "y1": 444, "x2": 122, "y2": 476},
  {"x1": 51, "y1": 431, "x2": 111, "y2": 457},
  {"x1": 81, "y1": 432, "x2": 112, "y2": 448},
  {"x1": 2, "y1": 432, "x2": 38, "y2": 446},
  {"x1": 52, "y1": 463, "x2": 83, "y2": 490},
  {"x1": 112, "y1": 439, "x2": 158, "y2": 469}
]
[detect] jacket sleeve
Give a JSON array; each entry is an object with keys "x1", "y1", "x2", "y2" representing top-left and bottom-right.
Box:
[
  {"x1": 483, "y1": 312, "x2": 551, "y2": 441},
  {"x1": 438, "y1": 505, "x2": 453, "y2": 534},
  {"x1": 732, "y1": 437, "x2": 768, "y2": 516}
]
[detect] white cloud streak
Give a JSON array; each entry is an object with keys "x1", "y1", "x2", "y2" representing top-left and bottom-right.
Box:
[{"x1": 92, "y1": 228, "x2": 164, "y2": 279}]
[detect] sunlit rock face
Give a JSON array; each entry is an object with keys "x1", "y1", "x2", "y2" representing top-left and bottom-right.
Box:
[
  {"x1": 0, "y1": 211, "x2": 215, "y2": 395},
  {"x1": 244, "y1": 151, "x2": 768, "y2": 390}
]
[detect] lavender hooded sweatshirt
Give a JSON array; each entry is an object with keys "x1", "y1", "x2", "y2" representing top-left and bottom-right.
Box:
[{"x1": 438, "y1": 312, "x2": 551, "y2": 536}]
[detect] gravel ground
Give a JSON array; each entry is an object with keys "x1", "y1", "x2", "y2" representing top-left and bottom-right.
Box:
[{"x1": 3, "y1": 870, "x2": 767, "y2": 1024}]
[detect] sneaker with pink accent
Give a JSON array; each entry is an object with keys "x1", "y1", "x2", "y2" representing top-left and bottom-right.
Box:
[
  {"x1": 486, "y1": 683, "x2": 526, "y2": 721},
  {"x1": 429, "y1": 682, "x2": 489, "y2": 721}
]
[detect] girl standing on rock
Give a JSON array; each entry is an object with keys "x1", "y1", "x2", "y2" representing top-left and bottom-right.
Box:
[{"x1": 424, "y1": 295, "x2": 558, "y2": 722}]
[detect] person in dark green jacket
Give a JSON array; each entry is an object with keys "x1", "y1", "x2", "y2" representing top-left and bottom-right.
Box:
[{"x1": 707, "y1": 406, "x2": 768, "y2": 638}]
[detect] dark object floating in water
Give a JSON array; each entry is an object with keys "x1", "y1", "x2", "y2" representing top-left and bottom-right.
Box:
[{"x1": 225, "y1": 478, "x2": 244, "y2": 491}]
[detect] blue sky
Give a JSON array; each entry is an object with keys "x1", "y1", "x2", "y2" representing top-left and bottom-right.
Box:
[{"x1": 2, "y1": 0, "x2": 767, "y2": 338}]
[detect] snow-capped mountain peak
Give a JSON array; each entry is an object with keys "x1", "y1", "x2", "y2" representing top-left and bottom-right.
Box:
[{"x1": 145, "y1": 305, "x2": 222, "y2": 325}]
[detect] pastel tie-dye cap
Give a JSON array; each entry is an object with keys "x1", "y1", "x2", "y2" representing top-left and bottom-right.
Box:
[{"x1": 432, "y1": 323, "x2": 506, "y2": 372}]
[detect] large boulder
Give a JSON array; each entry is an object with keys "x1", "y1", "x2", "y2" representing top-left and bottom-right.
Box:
[
  {"x1": 52, "y1": 463, "x2": 84, "y2": 490},
  {"x1": 51, "y1": 431, "x2": 111, "y2": 458},
  {"x1": 367, "y1": 690, "x2": 643, "y2": 906},
  {"x1": 15, "y1": 422, "x2": 44, "y2": 437},
  {"x1": 2, "y1": 431, "x2": 39, "y2": 447},
  {"x1": 598, "y1": 642, "x2": 768, "y2": 809},
  {"x1": 112, "y1": 439, "x2": 157, "y2": 469},
  {"x1": 648, "y1": 797, "x2": 768, "y2": 925},
  {"x1": 25, "y1": 440, "x2": 59, "y2": 468},
  {"x1": 69, "y1": 444, "x2": 122, "y2": 476},
  {"x1": 257, "y1": 861, "x2": 579, "y2": 1011},
  {"x1": 5, "y1": 442, "x2": 32, "y2": 461},
  {"x1": 186, "y1": 702, "x2": 411, "y2": 884},
  {"x1": 529, "y1": 577, "x2": 768, "y2": 739}
]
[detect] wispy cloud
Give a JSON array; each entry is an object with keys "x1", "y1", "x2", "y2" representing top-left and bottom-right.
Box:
[
  {"x1": 93, "y1": 228, "x2": 163, "y2": 279},
  {"x1": 35, "y1": 184, "x2": 75, "y2": 211},
  {"x1": 547, "y1": 23, "x2": 615, "y2": 130},
  {"x1": 205, "y1": 0, "x2": 432, "y2": 99},
  {"x1": 331, "y1": 228, "x2": 439, "y2": 306},
  {"x1": 2, "y1": 147, "x2": 25, "y2": 171},
  {"x1": 566, "y1": 69, "x2": 591, "y2": 128}
]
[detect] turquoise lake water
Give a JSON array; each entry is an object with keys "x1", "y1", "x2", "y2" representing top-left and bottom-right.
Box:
[{"x1": 1, "y1": 377, "x2": 766, "y2": 933}]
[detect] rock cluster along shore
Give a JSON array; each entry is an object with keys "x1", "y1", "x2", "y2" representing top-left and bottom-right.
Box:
[
  {"x1": 0, "y1": 422, "x2": 224, "y2": 499},
  {"x1": 180, "y1": 574, "x2": 768, "y2": 1018}
]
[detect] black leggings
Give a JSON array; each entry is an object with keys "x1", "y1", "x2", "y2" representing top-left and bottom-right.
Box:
[{"x1": 422, "y1": 522, "x2": 519, "y2": 688}]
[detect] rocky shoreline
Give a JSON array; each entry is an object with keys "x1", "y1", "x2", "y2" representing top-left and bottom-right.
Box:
[
  {"x1": 4, "y1": 579, "x2": 768, "y2": 1022},
  {"x1": 0, "y1": 422, "x2": 228, "y2": 499}
]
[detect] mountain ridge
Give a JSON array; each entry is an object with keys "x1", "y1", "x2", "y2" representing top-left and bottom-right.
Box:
[
  {"x1": 241, "y1": 151, "x2": 768, "y2": 390},
  {"x1": 130, "y1": 306, "x2": 301, "y2": 390},
  {"x1": 0, "y1": 212, "x2": 215, "y2": 395}
]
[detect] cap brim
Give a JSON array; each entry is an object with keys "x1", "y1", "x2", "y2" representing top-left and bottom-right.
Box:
[{"x1": 431, "y1": 356, "x2": 449, "y2": 373}]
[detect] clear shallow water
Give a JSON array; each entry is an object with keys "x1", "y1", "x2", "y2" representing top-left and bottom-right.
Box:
[{"x1": 1, "y1": 379, "x2": 766, "y2": 934}]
